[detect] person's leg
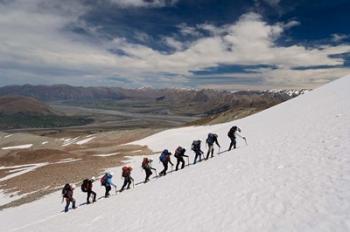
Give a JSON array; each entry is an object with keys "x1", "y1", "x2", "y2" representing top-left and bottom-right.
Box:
[
  {"x1": 92, "y1": 191, "x2": 96, "y2": 202},
  {"x1": 145, "y1": 169, "x2": 152, "y2": 182},
  {"x1": 164, "y1": 162, "x2": 168, "y2": 175},
  {"x1": 206, "y1": 146, "x2": 211, "y2": 159},
  {"x1": 144, "y1": 169, "x2": 148, "y2": 182},
  {"x1": 176, "y1": 158, "x2": 180, "y2": 171},
  {"x1": 210, "y1": 146, "x2": 214, "y2": 157},
  {"x1": 160, "y1": 162, "x2": 165, "y2": 176},
  {"x1": 127, "y1": 177, "x2": 132, "y2": 189},
  {"x1": 105, "y1": 186, "x2": 111, "y2": 197},
  {"x1": 194, "y1": 152, "x2": 198, "y2": 164},
  {"x1": 64, "y1": 198, "x2": 70, "y2": 212},
  {"x1": 87, "y1": 191, "x2": 91, "y2": 204},
  {"x1": 233, "y1": 137, "x2": 237, "y2": 149},
  {"x1": 229, "y1": 137, "x2": 234, "y2": 150},
  {"x1": 121, "y1": 178, "x2": 128, "y2": 191},
  {"x1": 181, "y1": 157, "x2": 185, "y2": 169},
  {"x1": 72, "y1": 198, "x2": 76, "y2": 209}
]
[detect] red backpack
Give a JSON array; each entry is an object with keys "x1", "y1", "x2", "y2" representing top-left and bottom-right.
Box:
[
  {"x1": 122, "y1": 166, "x2": 132, "y2": 177},
  {"x1": 100, "y1": 174, "x2": 107, "y2": 186},
  {"x1": 142, "y1": 158, "x2": 149, "y2": 169}
]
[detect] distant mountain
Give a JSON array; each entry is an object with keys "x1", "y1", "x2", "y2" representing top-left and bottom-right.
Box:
[
  {"x1": 0, "y1": 85, "x2": 309, "y2": 130},
  {"x1": 0, "y1": 85, "x2": 125, "y2": 101},
  {"x1": 0, "y1": 84, "x2": 309, "y2": 103}
]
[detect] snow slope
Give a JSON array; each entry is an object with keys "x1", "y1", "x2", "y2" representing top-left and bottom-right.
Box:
[{"x1": 0, "y1": 75, "x2": 350, "y2": 231}]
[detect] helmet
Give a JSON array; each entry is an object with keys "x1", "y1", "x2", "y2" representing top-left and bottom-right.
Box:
[{"x1": 91, "y1": 176, "x2": 96, "y2": 181}]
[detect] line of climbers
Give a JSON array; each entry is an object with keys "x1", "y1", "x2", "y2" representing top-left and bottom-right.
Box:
[{"x1": 62, "y1": 125, "x2": 245, "y2": 212}]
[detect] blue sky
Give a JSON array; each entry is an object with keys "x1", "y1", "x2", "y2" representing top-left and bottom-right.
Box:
[{"x1": 0, "y1": 0, "x2": 349, "y2": 89}]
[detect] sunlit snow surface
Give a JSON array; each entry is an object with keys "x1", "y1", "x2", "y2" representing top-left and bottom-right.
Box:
[{"x1": 0, "y1": 75, "x2": 350, "y2": 231}]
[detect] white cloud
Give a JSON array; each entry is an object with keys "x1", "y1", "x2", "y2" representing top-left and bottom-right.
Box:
[
  {"x1": 108, "y1": 0, "x2": 178, "y2": 8},
  {"x1": 0, "y1": 1, "x2": 349, "y2": 89},
  {"x1": 283, "y1": 20, "x2": 300, "y2": 29},
  {"x1": 163, "y1": 37, "x2": 184, "y2": 51},
  {"x1": 331, "y1": 34, "x2": 349, "y2": 43}
]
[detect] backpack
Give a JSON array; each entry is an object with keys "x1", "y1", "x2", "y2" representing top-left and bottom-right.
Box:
[
  {"x1": 81, "y1": 179, "x2": 89, "y2": 192},
  {"x1": 174, "y1": 146, "x2": 184, "y2": 158},
  {"x1": 122, "y1": 166, "x2": 132, "y2": 177},
  {"x1": 228, "y1": 126, "x2": 239, "y2": 137},
  {"x1": 191, "y1": 140, "x2": 201, "y2": 151},
  {"x1": 206, "y1": 133, "x2": 217, "y2": 145},
  {"x1": 62, "y1": 183, "x2": 71, "y2": 196},
  {"x1": 142, "y1": 158, "x2": 149, "y2": 169},
  {"x1": 159, "y1": 149, "x2": 169, "y2": 162},
  {"x1": 100, "y1": 174, "x2": 107, "y2": 186}
]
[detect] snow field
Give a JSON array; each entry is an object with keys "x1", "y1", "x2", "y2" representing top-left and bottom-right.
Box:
[{"x1": 0, "y1": 75, "x2": 349, "y2": 231}]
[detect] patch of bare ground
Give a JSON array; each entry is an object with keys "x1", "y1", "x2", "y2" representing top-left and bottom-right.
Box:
[
  {"x1": 0, "y1": 129, "x2": 157, "y2": 211},
  {"x1": 187, "y1": 107, "x2": 264, "y2": 126}
]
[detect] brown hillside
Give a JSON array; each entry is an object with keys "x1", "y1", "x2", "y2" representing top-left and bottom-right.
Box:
[{"x1": 0, "y1": 96, "x2": 57, "y2": 116}]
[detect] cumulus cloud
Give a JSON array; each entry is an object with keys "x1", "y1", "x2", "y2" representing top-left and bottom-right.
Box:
[{"x1": 0, "y1": 1, "x2": 349, "y2": 89}]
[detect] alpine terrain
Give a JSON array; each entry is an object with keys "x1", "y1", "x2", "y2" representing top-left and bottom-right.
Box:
[{"x1": 0, "y1": 75, "x2": 349, "y2": 232}]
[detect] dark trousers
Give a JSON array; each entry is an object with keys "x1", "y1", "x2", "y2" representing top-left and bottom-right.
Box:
[
  {"x1": 144, "y1": 168, "x2": 152, "y2": 182},
  {"x1": 64, "y1": 197, "x2": 76, "y2": 212},
  {"x1": 105, "y1": 185, "x2": 111, "y2": 197},
  {"x1": 229, "y1": 137, "x2": 236, "y2": 150},
  {"x1": 87, "y1": 190, "x2": 96, "y2": 203},
  {"x1": 121, "y1": 176, "x2": 132, "y2": 191},
  {"x1": 176, "y1": 157, "x2": 185, "y2": 170},
  {"x1": 206, "y1": 145, "x2": 214, "y2": 159},
  {"x1": 159, "y1": 161, "x2": 168, "y2": 176},
  {"x1": 193, "y1": 150, "x2": 202, "y2": 164}
]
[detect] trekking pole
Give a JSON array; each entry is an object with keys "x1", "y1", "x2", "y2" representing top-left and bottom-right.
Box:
[
  {"x1": 236, "y1": 134, "x2": 248, "y2": 145},
  {"x1": 187, "y1": 156, "x2": 190, "y2": 166},
  {"x1": 132, "y1": 178, "x2": 135, "y2": 189}
]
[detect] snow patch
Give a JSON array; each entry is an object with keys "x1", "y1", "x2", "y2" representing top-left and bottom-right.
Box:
[
  {"x1": 93, "y1": 152, "x2": 119, "y2": 157},
  {"x1": 1, "y1": 144, "x2": 33, "y2": 150},
  {"x1": 54, "y1": 158, "x2": 81, "y2": 164},
  {"x1": 0, "y1": 163, "x2": 49, "y2": 182},
  {"x1": 75, "y1": 137, "x2": 96, "y2": 145}
]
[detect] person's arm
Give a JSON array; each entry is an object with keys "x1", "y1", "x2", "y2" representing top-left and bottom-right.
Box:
[
  {"x1": 169, "y1": 159, "x2": 174, "y2": 166},
  {"x1": 215, "y1": 138, "x2": 220, "y2": 147},
  {"x1": 108, "y1": 178, "x2": 117, "y2": 188}
]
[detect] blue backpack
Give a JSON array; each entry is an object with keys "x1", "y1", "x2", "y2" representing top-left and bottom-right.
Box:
[{"x1": 159, "y1": 149, "x2": 169, "y2": 162}]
